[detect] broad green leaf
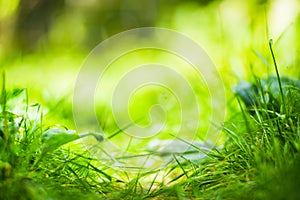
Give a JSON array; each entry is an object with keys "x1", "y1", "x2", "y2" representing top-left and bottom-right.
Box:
[{"x1": 42, "y1": 128, "x2": 104, "y2": 153}]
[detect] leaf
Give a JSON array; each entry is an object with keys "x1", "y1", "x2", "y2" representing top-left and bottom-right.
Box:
[
  {"x1": 42, "y1": 128, "x2": 79, "y2": 152},
  {"x1": 41, "y1": 128, "x2": 105, "y2": 153}
]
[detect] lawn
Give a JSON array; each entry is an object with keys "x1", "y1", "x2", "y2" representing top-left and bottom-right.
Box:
[{"x1": 1, "y1": 0, "x2": 300, "y2": 199}]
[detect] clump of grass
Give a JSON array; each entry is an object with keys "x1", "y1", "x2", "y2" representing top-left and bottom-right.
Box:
[
  {"x1": 0, "y1": 73, "x2": 46, "y2": 199},
  {"x1": 0, "y1": 73, "x2": 173, "y2": 200},
  {"x1": 162, "y1": 42, "x2": 300, "y2": 199},
  {"x1": 0, "y1": 74, "x2": 121, "y2": 199}
]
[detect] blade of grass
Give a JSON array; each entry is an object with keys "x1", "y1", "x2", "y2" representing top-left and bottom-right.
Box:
[{"x1": 269, "y1": 39, "x2": 285, "y2": 113}]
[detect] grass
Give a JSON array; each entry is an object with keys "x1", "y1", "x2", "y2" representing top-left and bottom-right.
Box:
[
  {"x1": 0, "y1": 74, "x2": 114, "y2": 199},
  {"x1": 1, "y1": 1, "x2": 300, "y2": 199},
  {"x1": 0, "y1": 41, "x2": 300, "y2": 199},
  {"x1": 165, "y1": 41, "x2": 300, "y2": 199},
  {"x1": 0, "y1": 72, "x2": 190, "y2": 199}
]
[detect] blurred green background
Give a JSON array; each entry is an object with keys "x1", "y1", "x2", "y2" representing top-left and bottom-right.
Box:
[{"x1": 0, "y1": 0, "x2": 300, "y2": 138}]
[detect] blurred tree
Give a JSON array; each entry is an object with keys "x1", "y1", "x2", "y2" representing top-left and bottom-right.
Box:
[
  {"x1": 1, "y1": 0, "x2": 222, "y2": 55},
  {"x1": 14, "y1": 0, "x2": 65, "y2": 53},
  {"x1": 73, "y1": 0, "x2": 221, "y2": 49}
]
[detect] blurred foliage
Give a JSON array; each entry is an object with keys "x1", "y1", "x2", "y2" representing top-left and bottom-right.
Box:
[
  {"x1": 0, "y1": 0, "x2": 299, "y2": 137},
  {"x1": 0, "y1": 0, "x2": 298, "y2": 77},
  {"x1": 1, "y1": 0, "x2": 223, "y2": 55}
]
